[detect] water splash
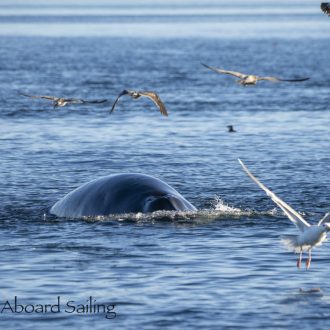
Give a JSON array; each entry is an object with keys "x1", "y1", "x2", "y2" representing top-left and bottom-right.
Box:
[
  {"x1": 213, "y1": 196, "x2": 242, "y2": 214},
  {"x1": 77, "y1": 197, "x2": 279, "y2": 223}
]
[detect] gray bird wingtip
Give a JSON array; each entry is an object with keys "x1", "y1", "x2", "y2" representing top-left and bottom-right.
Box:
[{"x1": 201, "y1": 63, "x2": 210, "y2": 68}]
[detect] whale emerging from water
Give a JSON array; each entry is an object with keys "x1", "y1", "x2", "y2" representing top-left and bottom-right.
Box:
[{"x1": 50, "y1": 173, "x2": 196, "y2": 218}]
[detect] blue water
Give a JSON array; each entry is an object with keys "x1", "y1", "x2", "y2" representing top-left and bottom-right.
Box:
[{"x1": 0, "y1": 1, "x2": 330, "y2": 329}]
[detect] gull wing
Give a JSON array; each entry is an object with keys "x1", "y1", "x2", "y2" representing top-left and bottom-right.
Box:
[
  {"x1": 201, "y1": 63, "x2": 246, "y2": 79},
  {"x1": 257, "y1": 76, "x2": 309, "y2": 83},
  {"x1": 63, "y1": 98, "x2": 84, "y2": 104},
  {"x1": 321, "y1": 3, "x2": 330, "y2": 15},
  {"x1": 20, "y1": 93, "x2": 58, "y2": 101},
  {"x1": 139, "y1": 91, "x2": 168, "y2": 116},
  {"x1": 256, "y1": 76, "x2": 280, "y2": 82},
  {"x1": 238, "y1": 159, "x2": 311, "y2": 232},
  {"x1": 109, "y1": 90, "x2": 129, "y2": 114},
  {"x1": 318, "y1": 213, "x2": 330, "y2": 225},
  {"x1": 65, "y1": 98, "x2": 107, "y2": 104}
]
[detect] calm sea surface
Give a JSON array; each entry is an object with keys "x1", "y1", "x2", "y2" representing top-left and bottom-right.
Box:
[{"x1": 0, "y1": 1, "x2": 330, "y2": 329}]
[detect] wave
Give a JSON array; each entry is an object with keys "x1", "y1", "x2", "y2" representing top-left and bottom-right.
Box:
[{"x1": 66, "y1": 197, "x2": 280, "y2": 223}]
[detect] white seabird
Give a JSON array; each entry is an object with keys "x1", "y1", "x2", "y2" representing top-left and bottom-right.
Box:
[
  {"x1": 238, "y1": 159, "x2": 330, "y2": 269},
  {"x1": 20, "y1": 93, "x2": 107, "y2": 109},
  {"x1": 110, "y1": 90, "x2": 168, "y2": 116},
  {"x1": 202, "y1": 63, "x2": 309, "y2": 86}
]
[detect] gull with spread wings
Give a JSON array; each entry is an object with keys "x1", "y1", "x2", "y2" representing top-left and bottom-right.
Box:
[
  {"x1": 321, "y1": 3, "x2": 330, "y2": 15},
  {"x1": 20, "y1": 93, "x2": 107, "y2": 109},
  {"x1": 202, "y1": 63, "x2": 309, "y2": 86},
  {"x1": 110, "y1": 90, "x2": 168, "y2": 116},
  {"x1": 238, "y1": 159, "x2": 330, "y2": 269}
]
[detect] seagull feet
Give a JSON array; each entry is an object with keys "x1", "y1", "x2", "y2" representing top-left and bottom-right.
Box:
[
  {"x1": 306, "y1": 258, "x2": 311, "y2": 270},
  {"x1": 297, "y1": 258, "x2": 301, "y2": 269}
]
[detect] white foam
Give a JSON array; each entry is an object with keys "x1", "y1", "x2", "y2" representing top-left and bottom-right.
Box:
[
  {"x1": 213, "y1": 196, "x2": 242, "y2": 214},
  {"x1": 79, "y1": 197, "x2": 281, "y2": 223}
]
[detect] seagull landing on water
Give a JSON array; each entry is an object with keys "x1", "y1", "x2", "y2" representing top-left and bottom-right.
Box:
[
  {"x1": 238, "y1": 159, "x2": 330, "y2": 270},
  {"x1": 20, "y1": 93, "x2": 107, "y2": 109},
  {"x1": 202, "y1": 63, "x2": 309, "y2": 86},
  {"x1": 110, "y1": 90, "x2": 168, "y2": 116},
  {"x1": 321, "y1": 3, "x2": 330, "y2": 15}
]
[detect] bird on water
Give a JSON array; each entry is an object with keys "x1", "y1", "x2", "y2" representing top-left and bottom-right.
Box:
[
  {"x1": 227, "y1": 125, "x2": 236, "y2": 133},
  {"x1": 238, "y1": 159, "x2": 330, "y2": 270},
  {"x1": 20, "y1": 93, "x2": 107, "y2": 109},
  {"x1": 110, "y1": 90, "x2": 168, "y2": 116},
  {"x1": 202, "y1": 63, "x2": 309, "y2": 86}
]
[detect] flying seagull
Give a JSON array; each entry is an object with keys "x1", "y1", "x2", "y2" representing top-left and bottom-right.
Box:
[
  {"x1": 321, "y1": 3, "x2": 330, "y2": 15},
  {"x1": 110, "y1": 90, "x2": 168, "y2": 116},
  {"x1": 20, "y1": 93, "x2": 107, "y2": 109},
  {"x1": 238, "y1": 159, "x2": 330, "y2": 269},
  {"x1": 202, "y1": 63, "x2": 309, "y2": 86}
]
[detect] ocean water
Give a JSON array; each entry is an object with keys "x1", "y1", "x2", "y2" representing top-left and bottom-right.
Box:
[{"x1": 0, "y1": 1, "x2": 330, "y2": 329}]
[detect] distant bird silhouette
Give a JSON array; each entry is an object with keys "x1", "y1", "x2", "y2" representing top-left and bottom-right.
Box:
[
  {"x1": 110, "y1": 90, "x2": 168, "y2": 116},
  {"x1": 20, "y1": 93, "x2": 107, "y2": 109},
  {"x1": 201, "y1": 63, "x2": 309, "y2": 86},
  {"x1": 321, "y1": 3, "x2": 330, "y2": 15},
  {"x1": 299, "y1": 287, "x2": 322, "y2": 294},
  {"x1": 227, "y1": 125, "x2": 236, "y2": 133}
]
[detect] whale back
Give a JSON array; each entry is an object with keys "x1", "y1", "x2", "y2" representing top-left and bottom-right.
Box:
[{"x1": 50, "y1": 173, "x2": 196, "y2": 218}]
